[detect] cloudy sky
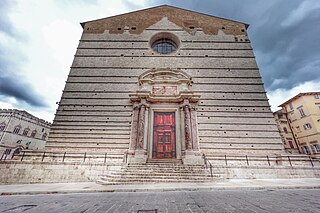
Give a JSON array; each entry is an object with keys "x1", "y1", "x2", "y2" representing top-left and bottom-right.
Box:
[{"x1": 1, "y1": 0, "x2": 320, "y2": 122}]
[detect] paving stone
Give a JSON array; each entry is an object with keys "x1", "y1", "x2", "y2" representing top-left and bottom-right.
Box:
[{"x1": 1, "y1": 189, "x2": 320, "y2": 212}]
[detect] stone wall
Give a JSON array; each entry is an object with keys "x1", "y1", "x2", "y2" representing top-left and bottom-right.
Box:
[
  {"x1": 1, "y1": 158, "x2": 319, "y2": 184},
  {"x1": 0, "y1": 161, "x2": 120, "y2": 184}
]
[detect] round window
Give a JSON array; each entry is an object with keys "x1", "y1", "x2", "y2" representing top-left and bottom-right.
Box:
[
  {"x1": 152, "y1": 39, "x2": 177, "y2": 54},
  {"x1": 150, "y1": 32, "x2": 180, "y2": 54}
]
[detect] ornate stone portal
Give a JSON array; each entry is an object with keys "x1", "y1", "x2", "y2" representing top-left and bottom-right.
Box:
[{"x1": 128, "y1": 69, "x2": 202, "y2": 164}]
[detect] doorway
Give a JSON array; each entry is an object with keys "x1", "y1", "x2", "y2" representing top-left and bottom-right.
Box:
[{"x1": 152, "y1": 112, "x2": 176, "y2": 159}]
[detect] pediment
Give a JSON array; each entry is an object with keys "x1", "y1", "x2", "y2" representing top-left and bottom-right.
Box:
[
  {"x1": 146, "y1": 17, "x2": 183, "y2": 30},
  {"x1": 130, "y1": 69, "x2": 199, "y2": 103},
  {"x1": 139, "y1": 69, "x2": 191, "y2": 85},
  {"x1": 81, "y1": 5, "x2": 248, "y2": 35}
]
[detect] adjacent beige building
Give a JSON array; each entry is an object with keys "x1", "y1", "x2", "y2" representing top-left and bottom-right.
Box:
[
  {"x1": 279, "y1": 92, "x2": 320, "y2": 158},
  {"x1": 273, "y1": 109, "x2": 299, "y2": 153},
  {"x1": 0, "y1": 109, "x2": 51, "y2": 151}
]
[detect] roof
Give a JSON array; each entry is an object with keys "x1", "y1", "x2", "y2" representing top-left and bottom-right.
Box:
[
  {"x1": 0, "y1": 109, "x2": 51, "y2": 125},
  {"x1": 273, "y1": 109, "x2": 283, "y2": 114},
  {"x1": 80, "y1": 5, "x2": 249, "y2": 35},
  {"x1": 278, "y1": 92, "x2": 320, "y2": 107}
]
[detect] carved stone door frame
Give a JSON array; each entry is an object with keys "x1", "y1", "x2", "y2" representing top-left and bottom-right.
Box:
[{"x1": 128, "y1": 69, "x2": 202, "y2": 164}]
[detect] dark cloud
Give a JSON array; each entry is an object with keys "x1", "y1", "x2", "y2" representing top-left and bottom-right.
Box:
[
  {"x1": 0, "y1": 0, "x2": 16, "y2": 36},
  {"x1": 154, "y1": 0, "x2": 320, "y2": 91},
  {"x1": 0, "y1": 75, "x2": 47, "y2": 107},
  {"x1": 0, "y1": 0, "x2": 48, "y2": 108}
]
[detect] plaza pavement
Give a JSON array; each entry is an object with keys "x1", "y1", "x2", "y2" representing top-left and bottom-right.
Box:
[{"x1": 0, "y1": 178, "x2": 320, "y2": 195}]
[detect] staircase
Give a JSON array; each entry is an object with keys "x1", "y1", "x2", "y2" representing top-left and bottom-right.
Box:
[{"x1": 98, "y1": 159, "x2": 221, "y2": 185}]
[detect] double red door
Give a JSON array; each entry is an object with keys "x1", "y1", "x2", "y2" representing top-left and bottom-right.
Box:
[{"x1": 153, "y1": 112, "x2": 176, "y2": 159}]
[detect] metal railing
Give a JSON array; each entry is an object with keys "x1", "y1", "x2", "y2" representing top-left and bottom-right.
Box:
[
  {"x1": 1, "y1": 149, "x2": 318, "y2": 168},
  {"x1": 0, "y1": 150, "x2": 123, "y2": 164},
  {"x1": 203, "y1": 153, "x2": 213, "y2": 177},
  {"x1": 203, "y1": 154, "x2": 318, "y2": 168}
]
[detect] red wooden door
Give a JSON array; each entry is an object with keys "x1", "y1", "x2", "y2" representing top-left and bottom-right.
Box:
[{"x1": 153, "y1": 112, "x2": 176, "y2": 159}]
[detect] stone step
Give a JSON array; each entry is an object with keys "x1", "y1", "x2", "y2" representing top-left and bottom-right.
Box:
[
  {"x1": 104, "y1": 173, "x2": 212, "y2": 178},
  {"x1": 125, "y1": 164, "x2": 205, "y2": 167},
  {"x1": 101, "y1": 174, "x2": 214, "y2": 180},
  {"x1": 114, "y1": 168, "x2": 209, "y2": 172},
  {"x1": 97, "y1": 162, "x2": 215, "y2": 185},
  {"x1": 99, "y1": 177, "x2": 217, "y2": 185},
  {"x1": 146, "y1": 159, "x2": 183, "y2": 164},
  {"x1": 109, "y1": 170, "x2": 223, "y2": 175},
  {"x1": 127, "y1": 162, "x2": 204, "y2": 167},
  {"x1": 118, "y1": 168, "x2": 208, "y2": 172},
  {"x1": 100, "y1": 178, "x2": 216, "y2": 184},
  {"x1": 125, "y1": 167, "x2": 206, "y2": 171}
]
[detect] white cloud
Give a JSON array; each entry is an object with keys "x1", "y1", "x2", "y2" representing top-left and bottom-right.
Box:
[
  {"x1": 0, "y1": 96, "x2": 18, "y2": 109},
  {"x1": 126, "y1": 0, "x2": 149, "y2": 7},
  {"x1": 281, "y1": 0, "x2": 320, "y2": 27},
  {"x1": 42, "y1": 20, "x2": 81, "y2": 70},
  {"x1": 267, "y1": 80, "x2": 320, "y2": 112},
  {"x1": 3, "y1": 0, "x2": 145, "y2": 122}
]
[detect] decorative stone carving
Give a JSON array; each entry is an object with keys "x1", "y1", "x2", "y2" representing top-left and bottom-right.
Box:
[
  {"x1": 137, "y1": 105, "x2": 146, "y2": 149},
  {"x1": 184, "y1": 105, "x2": 192, "y2": 150},
  {"x1": 190, "y1": 107, "x2": 199, "y2": 150},
  {"x1": 152, "y1": 86, "x2": 177, "y2": 96},
  {"x1": 130, "y1": 104, "x2": 140, "y2": 150},
  {"x1": 129, "y1": 69, "x2": 201, "y2": 160},
  {"x1": 129, "y1": 69, "x2": 200, "y2": 103}
]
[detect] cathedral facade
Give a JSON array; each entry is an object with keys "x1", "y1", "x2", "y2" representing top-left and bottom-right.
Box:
[
  {"x1": 1, "y1": 6, "x2": 319, "y2": 184},
  {"x1": 46, "y1": 5, "x2": 284, "y2": 164}
]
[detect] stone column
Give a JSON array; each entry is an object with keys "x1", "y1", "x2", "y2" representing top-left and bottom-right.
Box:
[
  {"x1": 180, "y1": 106, "x2": 186, "y2": 151},
  {"x1": 184, "y1": 105, "x2": 192, "y2": 150},
  {"x1": 143, "y1": 106, "x2": 149, "y2": 150},
  {"x1": 130, "y1": 105, "x2": 140, "y2": 150},
  {"x1": 190, "y1": 107, "x2": 199, "y2": 150},
  {"x1": 137, "y1": 104, "x2": 146, "y2": 149}
]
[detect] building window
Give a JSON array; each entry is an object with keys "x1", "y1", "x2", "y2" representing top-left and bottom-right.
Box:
[
  {"x1": 152, "y1": 39, "x2": 177, "y2": 54},
  {"x1": 42, "y1": 133, "x2": 47, "y2": 140},
  {"x1": 311, "y1": 144, "x2": 320, "y2": 153},
  {"x1": 298, "y1": 108, "x2": 306, "y2": 117},
  {"x1": 150, "y1": 32, "x2": 179, "y2": 54},
  {"x1": 303, "y1": 123, "x2": 312, "y2": 130},
  {"x1": 13, "y1": 126, "x2": 21, "y2": 134},
  {"x1": 314, "y1": 94, "x2": 319, "y2": 99},
  {"x1": 302, "y1": 146, "x2": 310, "y2": 154},
  {"x1": 30, "y1": 130, "x2": 37, "y2": 138},
  {"x1": 283, "y1": 127, "x2": 288, "y2": 134},
  {"x1": 289, "y1": 103, "x2": 293, "y2": 110},
  {"x1": 288, "y1": 141, "x2": 294, "y2": 149},
  {"x1": 22, "y1": 128, "x2": 30, "y2": 136},
  {"x1": 0, "y1": 123, "x2": 5, "y2": 132}
]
